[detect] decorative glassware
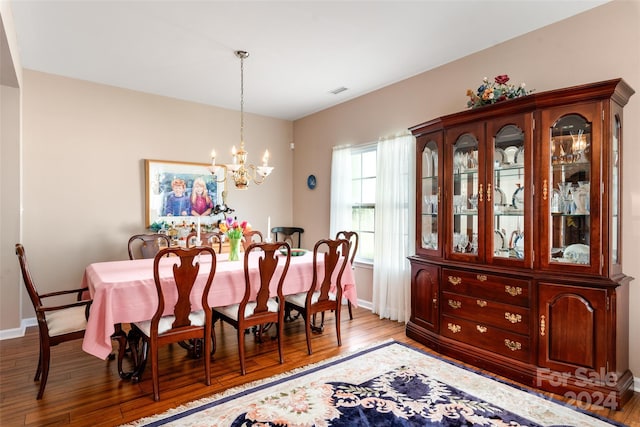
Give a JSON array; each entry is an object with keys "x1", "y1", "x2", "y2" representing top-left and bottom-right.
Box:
[{"x1": 557, "y1": 182, "x2": 573, "y2": 214}]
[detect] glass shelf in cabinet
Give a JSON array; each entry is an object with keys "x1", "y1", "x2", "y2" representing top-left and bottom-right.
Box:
[
  {"x1": 550, "y1": 212, "x2": 590, "y2": 217},
  {"x1": 453, "y1": 168, "x2": 478, "y2": 177},
  {"x1": 494, "y1": 210, "x2": 524, "y2": 216},
  {"x1": 494, "y1": 163, "x2": 524, "y2": 171},
  {"x1": 494, "y1": 168, "x2": 525, "y2": 179},
  {"x1": 551, "y1": 163, "x2": 590, "y2": 175}
]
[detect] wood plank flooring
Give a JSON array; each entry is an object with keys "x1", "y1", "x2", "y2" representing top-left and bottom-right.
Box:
[{"x1": 1, "y1": 308, "x2": 638, "y2": 426}]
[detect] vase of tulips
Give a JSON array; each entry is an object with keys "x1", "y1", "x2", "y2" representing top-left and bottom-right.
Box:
[{"x1": 219, "y1": 217, "x2": 250, "y2": 261}]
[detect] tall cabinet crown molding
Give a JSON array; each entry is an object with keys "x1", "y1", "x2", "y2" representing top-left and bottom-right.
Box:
[{"x1": 408, "y1": 78, "x2": 634, "y2": 409}]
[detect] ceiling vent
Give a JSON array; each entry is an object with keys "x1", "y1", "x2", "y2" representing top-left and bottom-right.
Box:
[{"x1": 329, "y1": 86, "x2": 348, "y2": 95}]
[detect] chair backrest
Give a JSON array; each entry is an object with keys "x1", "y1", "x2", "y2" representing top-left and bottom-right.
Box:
[
  {"x1": 308, "y1": 238, "x2": 350, "y2": 304},
  {"x1": 151, "y1": 246, "x2": 217, "y2": 332},
  {"x1": 241, "y1": 230, "x2": 264, "y2": 251},
  {"x1": 336, "y1": 231, "x2": 359, "y2": 265},
  {"x1": 271, "y1": 226, "x2": 304, "y2": 248},
  {"x1": 240, "y1": 242, "x2": 291, "y2": 320},
  {"x1": 128, "y1": 234, "x2": 171, "y2": 260},
  {"x1": 15, "y1": 244, "x2": 43, "y2": 310},
  {"x1": 186, "y1": 231, "x2": 223, "y2": 253}
]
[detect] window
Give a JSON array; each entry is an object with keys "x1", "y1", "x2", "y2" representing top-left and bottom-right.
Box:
[{"x1": 351, "y1": 145, "x2": 376, "y2": 261}]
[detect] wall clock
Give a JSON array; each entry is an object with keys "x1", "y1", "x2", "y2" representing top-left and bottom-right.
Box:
[{"x1": 307, "y1": 174, "x2": 317, "y2": 190}]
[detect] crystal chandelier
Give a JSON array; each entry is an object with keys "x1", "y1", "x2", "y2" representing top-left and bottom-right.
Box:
[{"x1": 209, "y1": 50, "x2": 273, "y2": 190}]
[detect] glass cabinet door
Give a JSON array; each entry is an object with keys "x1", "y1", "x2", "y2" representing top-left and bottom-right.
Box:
[
  {"x1": 610, "y1": 112, "x2": 623, "y2": 276},
  {"x1": 449, "y1": 129, "x2": 480, "y2": 261},
  {"x1": 416, "y1": 132, "x2": 442, "y2": 257},
  {"x1": 541, "y1": 103, "x2": 601, "y2": 274},
  {"x1": 487, "y1": 117, "x2": 531, "y2": 267}
]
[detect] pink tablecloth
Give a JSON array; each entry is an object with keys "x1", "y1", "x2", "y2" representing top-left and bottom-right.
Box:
[{"x1": 82, "y1": 251, "x2": 357, "y2": 359}]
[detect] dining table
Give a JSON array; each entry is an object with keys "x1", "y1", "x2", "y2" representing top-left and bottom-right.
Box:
[{"x1": 81, "y1": 250, "x2": 358, "y2": 360}]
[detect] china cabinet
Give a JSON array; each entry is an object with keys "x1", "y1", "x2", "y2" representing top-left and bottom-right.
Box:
[{"x1": 408, "y1": 79, "x2": 634, "y2": 408}]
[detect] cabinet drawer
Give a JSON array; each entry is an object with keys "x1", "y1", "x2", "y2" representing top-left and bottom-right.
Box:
[
  {"x1": 442, "y1": 269, "x2": 529, "y2": 307},
  {"x1": 441, "y1": 315, "x2": 530, "y2": 362},
  {"x1": 441, "y1": 291, "x2": 529, "y2": 335}
]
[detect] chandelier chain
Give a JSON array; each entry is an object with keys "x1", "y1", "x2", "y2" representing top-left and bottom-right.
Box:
[{"x1": 240, "y1": 54, "x2": 244, "y2": 148}]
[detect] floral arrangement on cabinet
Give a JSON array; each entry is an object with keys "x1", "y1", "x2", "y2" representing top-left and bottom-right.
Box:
[{"x1": 466, "y1": 75, "x2": 533, "y2": 109}]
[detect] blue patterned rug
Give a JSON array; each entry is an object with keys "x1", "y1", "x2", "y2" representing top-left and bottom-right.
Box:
[{"x1": 122, "y1": 341, "x2": 624, "y2": 426}]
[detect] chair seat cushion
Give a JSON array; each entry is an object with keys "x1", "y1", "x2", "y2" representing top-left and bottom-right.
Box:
[
  {"x1": 214, "y1": 298, "x2": 279, "y2": 321},
  {"x1": 133, "y1": 310, "x2": 206, "y2": 337},
  {"x1": 46, "y1": 305, "x2": 88, "y2": 336},
  {"x1": 284, "y1": 291, "x2": 336, "y2": 308}
]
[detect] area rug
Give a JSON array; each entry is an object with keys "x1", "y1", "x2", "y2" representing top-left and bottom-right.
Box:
[{"x1": 122, "y1": 340, "x2": 624, "y2": 426}]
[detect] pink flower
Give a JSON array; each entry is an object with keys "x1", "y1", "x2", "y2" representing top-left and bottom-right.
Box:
[{"x1": 494, "y1": 74, "x2": 510, "y2": 85}]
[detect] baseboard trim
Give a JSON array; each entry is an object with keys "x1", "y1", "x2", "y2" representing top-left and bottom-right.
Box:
[{"x1": 0, "y1": 317, "x2": 36, "y2": 340}]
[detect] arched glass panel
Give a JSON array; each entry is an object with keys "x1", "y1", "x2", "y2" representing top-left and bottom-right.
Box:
[
  {"x1": 452, "y1": 133, "x2": 478, "y2": 254},
  {"x1": 493, "y1": 124, "x2": 525, "y2": 259},
  {"x1": 549, "y1": 114, "x2": 591, "y2": 265},
  {"x1": 422, "y1": 140, "x2": 439, "y2": 250},
  {"x1": 612, "y1": 115, "x2": 621, "y2": 264}
]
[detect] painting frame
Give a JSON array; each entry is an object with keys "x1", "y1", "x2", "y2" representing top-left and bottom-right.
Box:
[{"x1": 145, "y1": 159, "x2": 225, "y2": 228}]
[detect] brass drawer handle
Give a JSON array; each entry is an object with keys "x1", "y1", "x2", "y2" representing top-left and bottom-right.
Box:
[
  {"x1": 448, "y1": 299, "x2": 461, "y2": 309},
  {"x1": 476, "y1": 300, "x2": 487, "y2": 308},
  {"x1": 477, "y1": 274, "x2": 487, "y2": 282},
  {"x1": 448, "y1": 276, "x2": 462, "y2": 286},
  {"x1": 505, "y1": 312, "x2": 522, "y2": 323},
  {"x1": 476, "y1": 325, "x2": 487, "y2": 333},
  {"x1": 504, "y1": 339, "x2": 522, "y2": 351},
  {"x1": 486, "y1": 183, "x2": 492, "y2": 203},
  {"x1": 505, "y1": 285, "x2": 522, "y2": 296},
  {"x1": 447, "y1": 323, "x2": 461, "y2": 333},
  {"x1": 540, "y1": 315, "x2": 546, "y2": 336},
  {"x1": 479, "y1": 183, "x2": 484, "y2": 202},
  {"x1": 543, "y1": 179, "x2": 548, "y2": 201}
]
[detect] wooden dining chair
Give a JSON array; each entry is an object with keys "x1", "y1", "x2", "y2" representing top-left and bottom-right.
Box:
[
  {"x1": 271, "y1": 226, "x2": 304, "y2": 248},
  {"x1": 241, "y1": 230, "x2": 263, "y2": 251},
  {"x1": 15, "y1": 243, "x2": 92, "y2": 399},
  {"x1": 336, "y1": 230, "x2": 359, "y2": 320},
  {"x1": 127, "y1": 246, "x2": 217, "y2": 401},
  {"x1": 127, "y1": 233, "x2": 171, "y2": 260},
  {"x1": 213, "y1": 242, "x2": 291, "y2": 375},
  {"x1": 284, "y1": 238, "x2": 349, "y2": 355},
  {"x1": 186, "y1": 231, "x2": 223, "y2": 253}
]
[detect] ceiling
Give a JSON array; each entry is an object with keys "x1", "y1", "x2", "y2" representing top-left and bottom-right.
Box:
[{"x1": 8, "y1": 1, "x2": 608, "y2": 121}]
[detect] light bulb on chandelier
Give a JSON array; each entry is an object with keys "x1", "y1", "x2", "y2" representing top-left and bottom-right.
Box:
[{"x1": 209, "y1": 50, "x2": 273, "y2": 190}]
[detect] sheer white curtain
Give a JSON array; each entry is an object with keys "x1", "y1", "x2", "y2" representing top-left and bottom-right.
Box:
[
  {"x1": 329, "y1": 145, "x2": 352, "y2": 238},
  {"x1": 372, "y1": 133, "x2": 415, "y2": 322}
]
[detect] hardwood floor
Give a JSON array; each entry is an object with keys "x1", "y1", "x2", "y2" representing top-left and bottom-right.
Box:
[{"x1": 1, "y1": 308, "x2": 638, "y2": 426}]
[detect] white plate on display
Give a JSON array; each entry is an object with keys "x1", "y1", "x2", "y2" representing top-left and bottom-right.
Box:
[
  {"x1": 494, "y1": 229, "x2": 506, "y2": 253},
  {"x1": 504, "y1": 146, "x2": 518, "y2": 164},
  {"x1": 494, "y1": 187, "x2": 506, "y2": 206},
  {"x1": 564, "y1": 244, "x2": 590, "y2": 264},
  {"x1": 514, "y1": 146, "x2": 525, "y2": 165},
  {"x1": 512, "y1": 186, "x2": 524, "y2": 210},
  {"x1": 495, "y1": 148, "x2": 508, "y2": 165},
  {"x1": 513, "y1": 233, "x2": 524, "y2": 259}
]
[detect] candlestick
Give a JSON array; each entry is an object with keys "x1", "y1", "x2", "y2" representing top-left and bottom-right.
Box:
[
  {"x1": 267, "y1": 216, "x2": 271, "y2": 242},
  {"x1": 196, "y1": 216, "x2": 202, "y2": 245}
]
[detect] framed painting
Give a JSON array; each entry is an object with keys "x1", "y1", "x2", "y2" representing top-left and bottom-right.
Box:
[{"x1": 145, "y1": 159, "x2": 225, "y2": 227}]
